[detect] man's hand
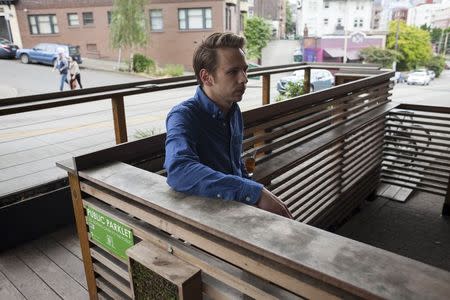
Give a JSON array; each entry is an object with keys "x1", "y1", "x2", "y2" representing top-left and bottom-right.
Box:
[{"x1": 256, "y1": 188, "x2": 293, "y2": 219}]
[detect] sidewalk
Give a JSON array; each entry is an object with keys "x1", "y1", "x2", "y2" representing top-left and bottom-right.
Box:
[{"x1": 80, "y1": 57, "x2": 129, "y2": 73}]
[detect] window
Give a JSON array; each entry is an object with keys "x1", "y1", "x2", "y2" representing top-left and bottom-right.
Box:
[
  {"x1": 67, "y1": 13, "x2": 79, "y2": 26},
  {"x1": 324, "y1": 1, "x2": 329, "y2": 8},
  {"x1": 359, "y1": 19, "x2": 363, "y2": 27},
  {"x1": 178, "y1": 8, "x2": 212, "y2": 30},
  {"x1": 107, "y1": 11, "x2": 112, "y2": 25},
  {"x1": 82, "y1": 12, "x2": 94, "y2": 25},
  {"x1": 354, "y1": 18, "x2": 358, "y2": 28},
  {"x1": 324, "y1": 18, "x2": 328, "y2": 25},
  {"x1": 28, "y1": 15, "x2": 59, "y2": 35},
  {"x1": 150, "y1": 9, "x2": 163, "y2": 31},
  {"x1": 225, "y1": 7, "x2": 231, "y2": 30},
  {"x1": 337, "y1": 18, "x2": 342, "y2": 26}
]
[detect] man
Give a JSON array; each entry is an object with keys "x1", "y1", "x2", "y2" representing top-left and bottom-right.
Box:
[
  {"x1": 53, "y1": 48, "x2": 68, "y2": 91},
  {"x1": 164, "y1": 32, "x2": 292, "y2": 218}
]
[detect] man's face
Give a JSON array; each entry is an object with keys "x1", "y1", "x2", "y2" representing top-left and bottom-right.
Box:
[{"x1": 206, "y1": 47, "x2": 248, "y2": 108}]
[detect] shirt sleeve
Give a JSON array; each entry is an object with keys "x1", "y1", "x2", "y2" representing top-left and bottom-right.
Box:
[{"x1": 164, "y1": 107, "x2": 263, "y2": 205}]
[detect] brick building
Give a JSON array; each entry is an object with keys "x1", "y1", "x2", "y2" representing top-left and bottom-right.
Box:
[{"x1": 14, "y1": 0, "x2": 250, "y2": 70}]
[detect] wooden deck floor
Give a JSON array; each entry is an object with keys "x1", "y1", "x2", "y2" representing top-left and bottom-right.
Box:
[{"x1": 0, "y1": 227, "x2": 88, "y2": 300}]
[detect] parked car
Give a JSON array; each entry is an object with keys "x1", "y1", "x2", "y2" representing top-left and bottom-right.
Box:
[
  {"x1": 406, "y1": 71, "x2": 431, "y2": 86},
  {"x1": 427, "y1": 70, "x2": 436, "y2": 80},
  {"x1": 16, "y1": 43, "x2": 82, "y2": 66},
  {"x1": 0, "y1": 38, "x2": 19, "y2": 59},
  {"x1": 276, "y1": 69, "x2": 334, "y2": 93}
]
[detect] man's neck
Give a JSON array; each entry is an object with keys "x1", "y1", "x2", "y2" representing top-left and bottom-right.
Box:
[{"x1": 202, "y1": 86, "x2": 231, "y2": 115}]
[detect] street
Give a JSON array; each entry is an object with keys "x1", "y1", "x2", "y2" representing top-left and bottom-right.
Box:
[{"x1": 0, "y1": 39, "x2": 449, "y2": 197}]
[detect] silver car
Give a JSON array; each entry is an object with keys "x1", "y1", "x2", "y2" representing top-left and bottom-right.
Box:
[
  {"x1": 406, "y1": 71, "x2": 431, "y2": 86},
  {"x1": 276, "y1": 69, "x2": 334, "y2": 93}
]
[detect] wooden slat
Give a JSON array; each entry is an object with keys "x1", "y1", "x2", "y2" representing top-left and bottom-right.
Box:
[
  {"x1": 111, "y1": 95, "x2": 128, "y2": 144},
  {"x1": 77, "y1": 162, "x2": 450, "y2": 300},
  {"x1": 83, "y1": 197, "x2": 305, "y2": 300},
  {"x1": 90, "y1": 247, "x2": 129, "y2": 281},
  {"x1": 96, "y1": 277, "x2": 131, "y2": 300},
  {"x1": 93, "y1": 262, "x2": 132, "y2": 297},
  {"x1": 49, "y1": 227, "x2": 83, "y2": 260},
  {"x1": 0, "y1": 251, "x2": 59, "y2": 300},
  {"x1": 0, "y1": 270, "x2": 25, "y2": 300},
  {"x1": 68, "y1": 173, "x2": 98, "y2": 299},
  {"x1": 32, "y1": 236, "x2": 87, "y2": 289},
  {"x1": 15, "y1": 244, "x2": 89, "y2": 299},
  {"x1": 80, "y1": 181, "x2": 344, "y2": 299}
]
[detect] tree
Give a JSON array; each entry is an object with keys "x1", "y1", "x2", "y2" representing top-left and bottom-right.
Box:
[
  {"x1": 244, "y1": 17, "x2": 272, "y2": 65},
  {"x1": 426, "y1": 55, "x2": 446, "y2": 77},
  {"x1": 387, "y1": 20, "x2": 432, "y2": 71},
  {"x1": 359, "y1": 46, "x2": 402, "y2": 68},
  {"x1": 285, "y1": 4, "x2": 296, "y2": 37},
  {"x1": 110, "y1": 0, "x2": 149, "y2": 71}
]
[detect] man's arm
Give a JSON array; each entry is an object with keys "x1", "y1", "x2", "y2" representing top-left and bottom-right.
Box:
[{"x1": 165, "y1": 108, "x2": 263, "y2": 205}]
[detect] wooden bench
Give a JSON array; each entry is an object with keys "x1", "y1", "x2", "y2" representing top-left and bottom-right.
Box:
[{"x1": 64, "y1": 70, "x2": 396, "y2": 230}]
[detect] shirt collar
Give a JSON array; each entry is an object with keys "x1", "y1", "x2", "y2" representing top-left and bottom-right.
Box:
[{"x1": 194, "y1": 86, "x2": 236, "y2": 120}]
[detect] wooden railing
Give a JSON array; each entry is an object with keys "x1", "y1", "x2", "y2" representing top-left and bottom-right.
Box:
[
  {"x1": 383, "y1": 104, "x2": 450, "y2": 215},
  {"x1": 56, "y1": 70, "x2": 450, "y2": 299}
]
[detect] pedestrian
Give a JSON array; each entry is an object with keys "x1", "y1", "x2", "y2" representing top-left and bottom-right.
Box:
[
  {"x1": 164, "y1": 32, "x2": 293, "y2": 219},
  {"x1": 53, "y1": 48, "x2": 69, "y2": 91},
  {"x1": 68, "y1": 56, "x2": 82, "y2": 89}
]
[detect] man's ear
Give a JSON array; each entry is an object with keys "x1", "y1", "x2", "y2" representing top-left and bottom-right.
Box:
[{"x1": 200, "y1": 69, "x2": 213, "y2": 86}]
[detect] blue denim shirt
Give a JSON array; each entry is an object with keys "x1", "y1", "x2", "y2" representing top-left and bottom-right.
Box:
[{"x1": 164, "y1": 86, "x2": 263, "y2": 204}]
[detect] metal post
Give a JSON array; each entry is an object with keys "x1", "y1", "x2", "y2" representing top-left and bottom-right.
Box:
[
  {"x1": 443, "y1": 175, "x2": 450, "y2": 216},
  {"x1": 262, "y1": 74, "x2": 270, "y2": 105}
]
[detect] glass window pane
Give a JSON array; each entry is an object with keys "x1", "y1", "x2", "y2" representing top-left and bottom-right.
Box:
[
  {"x1": 188, "y1": 9, "x2": 203, "y2": 29},
  {"x1": 205, "y1": 8, "x2": 211, "y2": 18},
  {"x1": 52, "y1": 15, "x2": 59, "y2": 33},
  {"x1": 179, "y1": 9, "x2": 186, "y2": 29},
  {"x1": 38, "y1": 16, "x2": 52, "y2": 34}
]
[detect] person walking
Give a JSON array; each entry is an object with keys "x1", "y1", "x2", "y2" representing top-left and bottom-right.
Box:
[
  {"x1": 68, "y1": 56, "x2": 82, "y2": 89},
  {"x1": 53, "y1": 48, "x2": 69, "y2": 91}
]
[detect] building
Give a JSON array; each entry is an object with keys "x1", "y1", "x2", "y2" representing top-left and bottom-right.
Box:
[
  {"x1": 296, "y1": 0, "x2": 374, "y2": 37},
  {"x1": 407, "y1": 2, "x2": 450, "y2": 28},
  {"x1": 303, "y1": 32, "x2": 386, "y2": 63},
  {"x1": 378, "y1": 0, "x2": 413, "y2": 30},
  {"x1": 0, "y1": 0, "x2": 22, "y2": 46},
  {"x1": 14, "y1": 0, "x2": 251, "y2": 70},
  {"x1": 253, "y1": 0, "x2": 285, "y2": 38}
]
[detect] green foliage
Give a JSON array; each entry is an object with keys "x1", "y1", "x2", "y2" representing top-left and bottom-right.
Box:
[
  {"x1": 132, "y1": 53, "x2": 155, "y2": 73},
  {"x1": 387, "y1": 20, "x2": 432, "y2": 71},
  {"x1": 244, "y1": 17, "x2": 272, "y2": 61},
  {"x1": 133, "y1": 128, "x2": 159, "y2": 139},
  {"x1": 162, "y1": 64, "x2": 184, "y2": 77},
  {"x1": 110, "y1": 0, "x2": 149, "y2": 50},
  {"x1": 359, "y1": 46, "x2": 402, "y2": 68},
  {"x1": 426, "y1": 55, "x2": 446, "y2": 77},
  {"x1": 275, "y1": 81, "x2": 305, "y2": 102},
  {"x1": 285, "y1": 4, "x2": 296, "y2": 36}
]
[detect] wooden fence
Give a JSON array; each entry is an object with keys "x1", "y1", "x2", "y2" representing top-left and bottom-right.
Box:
[{"x1": 57, "y1": 70, "x2": 450, "y2": 299}]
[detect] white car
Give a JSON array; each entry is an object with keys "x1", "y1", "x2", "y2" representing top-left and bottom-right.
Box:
[
  {"x1": 407, "y1": 71, "x2": 431, "y2": 86},
  {"x1": 276, "y1": 69, "x2": 334, "y2": 93}
]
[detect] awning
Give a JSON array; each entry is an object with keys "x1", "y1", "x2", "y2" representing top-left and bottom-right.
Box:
[{"x1": 324, "y1": 48, "x2": 360, "y2": 60}]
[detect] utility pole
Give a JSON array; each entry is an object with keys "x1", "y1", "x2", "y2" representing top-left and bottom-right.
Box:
[
  {"x1": 437, "y1": 29, "x2": 444, "y2": 54},
  {"x1": 393, "y1": 12, "x2": 400, "y2": 71},
  {"x1": 442, "y1": 32, "x2": 449, "y2": 56}
]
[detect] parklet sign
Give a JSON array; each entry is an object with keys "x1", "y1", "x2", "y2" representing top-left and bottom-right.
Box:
[{"x1": 86, "y1": 205, "x2": 134, "y2": 259}]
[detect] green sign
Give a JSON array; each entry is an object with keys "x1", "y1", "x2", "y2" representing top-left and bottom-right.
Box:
[{"x1": 86, "y1": 205, "x2": 134, "y2": 260}]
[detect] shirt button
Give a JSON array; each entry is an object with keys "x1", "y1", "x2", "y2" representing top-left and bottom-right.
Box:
[
  {"x1": 212, "y1": 114, "x2": 215, "y2": 118},
  {"x1": 245, "y1": 196, "x2": 251, "y2": 202},
  {"x1": 217, "y1": 194, "x2": 221, "y2": 198},
  {"x1": 222, "y1": 122, "x2": 226, "y2": 126}
]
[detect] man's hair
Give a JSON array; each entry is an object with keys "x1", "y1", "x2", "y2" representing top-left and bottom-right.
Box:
[{"x1": 193, "y1": 32, "x2": 246, "y2": 86}]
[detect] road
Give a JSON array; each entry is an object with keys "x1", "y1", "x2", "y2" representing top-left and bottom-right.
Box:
[{"x1": 0, "y1": 40, "x2": 449, "y2": 197}]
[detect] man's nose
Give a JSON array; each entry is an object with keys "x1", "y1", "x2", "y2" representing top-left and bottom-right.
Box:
[{"x1": 239, "y1": 70, "x2": 248, "y2": 84}]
